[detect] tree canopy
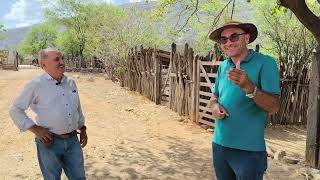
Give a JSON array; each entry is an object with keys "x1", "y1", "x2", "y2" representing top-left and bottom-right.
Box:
[{"x1": 18, "y1": 23, "x2": 57, "y2": 57}]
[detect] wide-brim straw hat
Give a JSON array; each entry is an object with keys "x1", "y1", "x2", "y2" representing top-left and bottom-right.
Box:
[{"x1": 209, "y1": 20, "x2": 258, "y2": 44}]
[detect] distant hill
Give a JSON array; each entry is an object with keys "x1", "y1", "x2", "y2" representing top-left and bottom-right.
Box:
[{"x1": 0, "y1": 26, "x2": 33, "y2": 51}]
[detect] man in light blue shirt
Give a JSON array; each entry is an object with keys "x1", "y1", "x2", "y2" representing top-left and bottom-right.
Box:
[
  {"x1": 10, "y1": 48, "x2": 87, "y2": 180},
  {"x1": 209, "y1": 21, "x2": 280, "y2": 180}
]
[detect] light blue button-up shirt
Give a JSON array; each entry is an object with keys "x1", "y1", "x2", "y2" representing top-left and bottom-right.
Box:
[{"x1": 10, "y1": 73, "x2": 85, "y2": 135}]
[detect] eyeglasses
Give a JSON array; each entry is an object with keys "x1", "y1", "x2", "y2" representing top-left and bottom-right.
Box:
[{"x1": 219, "y1": 33, "x2": 247, "y2": 44}]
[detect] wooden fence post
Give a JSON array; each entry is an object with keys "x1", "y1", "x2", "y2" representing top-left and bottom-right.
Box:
[
  {"x1": 169, "y1": 43, "x2": 176, "y2": 110},
  {"x1": 14, "y1": 51, "x2": 18, "y2": 71},
  {"x1": 187, "y1": 47, "x2": 194, "y2": 116},
  {"x1": 190, "y1": 55, "x2": 199, "y2": 122},
  {"x1": 306, "y1": 47, "x2": 320, "y2": 168},
  {"x1": 195, "y1": 57, "x2": 201, "y2": 123},
  {"x1": 154, "y1": 49, "x2": 161, "y2": 105}
]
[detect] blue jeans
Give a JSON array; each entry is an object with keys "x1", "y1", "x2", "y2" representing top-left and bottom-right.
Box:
[
  {"x1": 212, "y1": 142, "x2": 267, "y2": 180},
  {"x1": 35, "y1": 134, "x2": 86, "y2": 180}
]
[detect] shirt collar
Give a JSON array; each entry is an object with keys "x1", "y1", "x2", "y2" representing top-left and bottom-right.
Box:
[
  {"x1": 227, "y1": 49, "x2": 256, "y2": 65},
  {"x1": 43, "y1": 73, "x2": 65, "y2": 84}
]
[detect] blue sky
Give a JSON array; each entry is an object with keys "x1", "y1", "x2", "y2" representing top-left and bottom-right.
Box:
[{"x1": 0, "y1": 0, "x2": 142, "y2": 29}]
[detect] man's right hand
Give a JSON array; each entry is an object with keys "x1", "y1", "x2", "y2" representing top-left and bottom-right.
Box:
[
  {"x1": 29, "y1": 125, "x2": 53, "y2": 143},
  {"x1": 211, "y1": 103, "x2": 229, "y2": 120}
]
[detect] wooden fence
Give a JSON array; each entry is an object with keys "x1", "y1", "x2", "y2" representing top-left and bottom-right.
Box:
[
  {"x1": 124, "y1": 43, "x2": 312, "y2": 126},
  {"x1": 270, "y1": 62, "x2": 310, "y2": 125},
  {"x1": 124, "y1": 43, "x2": 221, "y2": 126}
]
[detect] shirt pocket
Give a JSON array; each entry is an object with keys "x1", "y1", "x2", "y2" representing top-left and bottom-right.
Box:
[{"x1": 69, "y1": 89, "x2": 80, "y2": 109}]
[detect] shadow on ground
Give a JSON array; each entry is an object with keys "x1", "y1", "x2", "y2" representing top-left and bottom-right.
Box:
[{"x1": 84, "y1": 135, "x2": 214, "y2": 180}]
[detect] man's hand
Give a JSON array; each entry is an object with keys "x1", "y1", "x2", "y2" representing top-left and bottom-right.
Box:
[
  {"x1": 226, "y1": 68, "x2": 255, "y2": 93},
  {"x1": 29, "y1": 125, "x2": 53, "y2": 144},
  {"x1": 211, "y1": 103, "x2": 229, "y2": 120},
  {"x1": 79, "y1": 129, "x2": 87, "y2": 148}
]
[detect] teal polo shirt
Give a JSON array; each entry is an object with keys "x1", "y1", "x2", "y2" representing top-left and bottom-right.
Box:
[{"x1": 213, "y1": 49, "x2": 280, "y2": 151}]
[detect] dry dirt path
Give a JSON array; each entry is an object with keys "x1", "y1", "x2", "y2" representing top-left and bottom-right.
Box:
[{"x1": 0, "y1": 69, "x2": 307, "y2": 180}]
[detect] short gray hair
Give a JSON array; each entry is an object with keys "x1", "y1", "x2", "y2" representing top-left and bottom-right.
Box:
[{"x1": 39, "y1": 48, "x2": 59, "y2": 61}]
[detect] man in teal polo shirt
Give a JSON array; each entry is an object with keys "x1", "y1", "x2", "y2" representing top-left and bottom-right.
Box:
[{"x1": 209, "y1": 20, "x2": 280, "y2": 180}]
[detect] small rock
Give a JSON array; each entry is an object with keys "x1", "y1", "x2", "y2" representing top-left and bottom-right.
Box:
[
  {"x1": 125, "y1": 108, "x2": 134, "y2": 112},
  {"x1": 274, "y1": 150, "x2": 286, "y2": 161},
  {"x1": 283, "y1": 156, "x2": 300, "y2": 164},
  {"x1": 207, "y1": 128, "x2": 214, "y2": 133},
  {"x1": 183, "y1": 119, "x2": 189, "y2": 123},
  {"x1": 74, "y1": 75, "x2": 80, "y2": 79},
  {"x1": 178, "y1": 118, "x2": 184, "y2": 122}
]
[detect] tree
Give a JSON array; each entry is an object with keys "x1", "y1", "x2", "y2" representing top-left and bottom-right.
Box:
[
  {"x1": 44, "y1": 0, "x2": 96, "y2": 67},
  {"x1": 18, "y1": 23, "x2": 57, "y2": 58},
  {"x1": 277, "y1": 0, "x2": 320, "y2": 44},
  {"x1": 0, "y1": 23, "x2": 6, "y2": 40},
  {"x1": 251, "y1": 1, "x2": 317, "y2": 62},
  {"x1": 55, "y1": 30, "x2": 81, "y2": 66}
]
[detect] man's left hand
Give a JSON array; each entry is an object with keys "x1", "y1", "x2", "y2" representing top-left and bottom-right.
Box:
[
  {"x1": 79, "y1": 129, "x2": 88, "y2": 148},
  {"x1": 227, "y1": 68, "x2": 254, "y2": 93}
]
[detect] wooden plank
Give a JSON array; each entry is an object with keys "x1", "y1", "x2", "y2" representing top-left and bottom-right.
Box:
[
  {"x1": 200, "y1": 73, "x2": 217, "y2": 78},
  {"x1": 199, "y1": 91, "x2": 212, "y2": 97},
  {"x1": 199, "y1": 112, "x2": 215, "y2": 120},
  {"x1": 199, "y1": 63, "x2": 213, "y2": 87},
  {"x1": 199, "y1": 118, "x2": 215, "y2": 127},
  {"x1": 306, "y1": 48, "x2": 320, "y2": 168},
  {"x1": 199, "y1": 82, "x2": 213, "y2": 88},
  {"x1": 199, "y1": 105, "x2": 211, "y2": 112},
  {"x1": 199, "y1": 98, "x2": 210, "y2": 104},
  {"x1": 200, "y1": 61, "x2": 222, "y2": 66}
]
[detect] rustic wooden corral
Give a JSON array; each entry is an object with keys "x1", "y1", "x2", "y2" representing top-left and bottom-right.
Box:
[
  {"x1": 124, "y1": 43, "x2": 314, "y2": 128},
  {"x1": 269, "y1": 56, "x2": 311, "y2": 125},
  {"x1": 124, "y1": 43, "x2": 222, "y2": 126},
  {"x1": 169, "y1": 43, "x2": 194, "y2": 116},
  {"x1": 125, "y1": 46, "x2": 167, "y2": 102}
]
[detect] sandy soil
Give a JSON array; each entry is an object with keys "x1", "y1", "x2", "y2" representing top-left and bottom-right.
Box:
[{"x1": 0, "y1": 68, "x2": 308, "y2": 180}]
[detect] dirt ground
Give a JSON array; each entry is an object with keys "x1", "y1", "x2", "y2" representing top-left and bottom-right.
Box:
[{"x1": 0, "y1": 68, "x2": 308, "y2": 180}]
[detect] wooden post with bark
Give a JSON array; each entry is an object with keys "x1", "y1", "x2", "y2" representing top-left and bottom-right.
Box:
[
  {"x1": 190, "y1": 55, "x2": 199, "y2": 122},
  {"x1": 169, "y1": 43, "x2": 177, "y2": 110},
  {"x1": 306, "y1": 47, "x2": 320, "y2": 168},
  {"x1": 154, "y1": 49, "x2": 161, "y2": 105}
]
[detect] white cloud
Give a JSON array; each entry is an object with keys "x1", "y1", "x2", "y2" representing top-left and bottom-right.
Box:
[
  {"x1": 129, "y1": 0, "x2": 141, "y2": 2},
  {"x1": 4, "y1": 0, "x2": 27, "y2": 21},
  {"x1": 4, "y1": 0, "x2": 43, "y2": 28},
  {"x1": 15, "y1": 22, "x2": 32, "y2": 28}
]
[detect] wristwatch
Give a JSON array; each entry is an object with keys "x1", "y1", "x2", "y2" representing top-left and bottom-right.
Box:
[{"x1": 246, "y1": 86, "x2": 257, "y2": 99}]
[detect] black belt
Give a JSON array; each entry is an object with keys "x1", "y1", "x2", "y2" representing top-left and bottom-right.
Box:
[{"x1": 53, "y1": 130, "x2": 77, "y2": 139}]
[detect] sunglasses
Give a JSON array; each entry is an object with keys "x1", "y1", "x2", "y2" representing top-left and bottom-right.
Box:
[{"x1": 219, "y1": 33, "x2": 247, "y2": 44}]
